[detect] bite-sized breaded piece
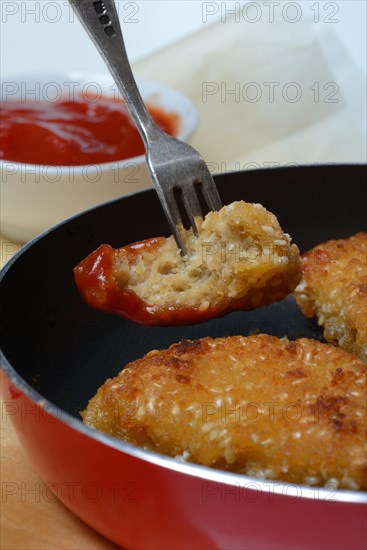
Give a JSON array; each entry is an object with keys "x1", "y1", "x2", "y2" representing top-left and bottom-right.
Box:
[
  {"x1": 295, "y1": 233, "x2": 367, "y2": 364},
  {"x1": 74, "y1": 201, "x2": 301, "y2": 325},
  {"x1": 82, "y1": 334, "x2": 367, "y2": 490}
]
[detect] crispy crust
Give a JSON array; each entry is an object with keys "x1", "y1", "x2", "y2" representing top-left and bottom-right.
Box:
[
  {"x1": 74, "y1": 201, "x2": 301, "y2": 325},
  {"x1": 295, "y1": 233, "x2": 367, "y2": 363},
  {"x1": 82, "y1": 334, "x2": 367, "y2": 490}
]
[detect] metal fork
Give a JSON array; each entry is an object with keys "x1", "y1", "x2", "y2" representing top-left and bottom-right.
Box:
[{"x1": 69, "y1": 0, "x2": 222, "y2": 255}]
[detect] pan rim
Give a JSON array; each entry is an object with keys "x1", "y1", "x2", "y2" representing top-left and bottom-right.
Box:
[{"x1": 1, "y1": 164, "x2": 367, "y2": 504}]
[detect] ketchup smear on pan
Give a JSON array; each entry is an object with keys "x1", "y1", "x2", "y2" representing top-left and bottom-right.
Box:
[{"x1": 0, "y1": 95, "x2": 178, "y2": 165}]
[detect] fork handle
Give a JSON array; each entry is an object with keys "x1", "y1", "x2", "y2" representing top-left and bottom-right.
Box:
[{"x1": 69, "y1": 0, "x2": 159, "y2": 146}]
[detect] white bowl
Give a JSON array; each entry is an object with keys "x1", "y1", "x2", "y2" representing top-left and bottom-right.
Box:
[{"x1": 0, "y1": 72, "x2": 199, "y2": 242}]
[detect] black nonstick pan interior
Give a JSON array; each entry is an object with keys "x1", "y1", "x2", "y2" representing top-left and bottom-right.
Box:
[{"x1": 1, "y1": 165, "x2": 366, "y2": 420}]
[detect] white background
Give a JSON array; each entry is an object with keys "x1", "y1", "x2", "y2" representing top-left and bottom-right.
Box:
[{"x1": 1, "y1": 1, "x2": 366, "y2": 76}]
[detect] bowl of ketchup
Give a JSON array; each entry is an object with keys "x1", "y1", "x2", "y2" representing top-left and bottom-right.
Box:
[{"x1": 0, "y1": 72, "x2": 199, "y2": 242}]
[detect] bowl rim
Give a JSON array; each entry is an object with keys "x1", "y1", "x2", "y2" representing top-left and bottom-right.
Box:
[
  {"x1": 0, "y1": 72, "x2": 199, "y2": 171},
  {"x1": 1, "y1": 170, "x2": 366, "y2": 505}
]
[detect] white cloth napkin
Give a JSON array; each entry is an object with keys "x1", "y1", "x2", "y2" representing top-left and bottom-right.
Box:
[{"x1": 133, "y1": 9, "x2": 366, "y2": 171}]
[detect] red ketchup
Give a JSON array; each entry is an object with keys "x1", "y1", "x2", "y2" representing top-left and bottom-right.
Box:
[
  {"x1": 74, "y1": 242, "x2": 225, "y2": 326},
  {"x1": 0, "y1": 95, "x2": 178, "y2": 165}
]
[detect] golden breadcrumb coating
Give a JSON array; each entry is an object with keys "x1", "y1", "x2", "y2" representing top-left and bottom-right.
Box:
[
  {"x1": 113, "y1": 201, "x2": 301, "y2": 312},
  {"x1": 295, "y1": 233, "x2": 367, "y2": 363},
  {"x1": 82, "y1": 334, "x2": 367, "y2": 490}
]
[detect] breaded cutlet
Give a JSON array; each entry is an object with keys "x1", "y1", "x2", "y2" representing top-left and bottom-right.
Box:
[
  {"x1": 82, "y1": 334, "x2": 367, "y2": 490},
  {"x1": 295, "y1": 232, "x2": 367, "y2": 363},
  {"x1": 74, "y1": 201, "x2": 301, "y2": 325}
]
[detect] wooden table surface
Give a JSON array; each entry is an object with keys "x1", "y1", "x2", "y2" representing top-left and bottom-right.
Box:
[{"x1": 0, "y1": 396, "x2": 120, "y2": 549}]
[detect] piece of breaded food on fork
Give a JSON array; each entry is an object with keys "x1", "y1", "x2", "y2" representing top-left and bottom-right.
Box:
[
  {"x1": 295, "y1": 232, "x2": 367, "y2": 364},
  {"x1": 74, "y1": 201, "x2": 302, "y2": 325}
]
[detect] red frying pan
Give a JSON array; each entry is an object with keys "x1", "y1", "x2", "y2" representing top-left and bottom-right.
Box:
[{"x1": 1, "y1": 164, "x2": 366, "y2": 549}]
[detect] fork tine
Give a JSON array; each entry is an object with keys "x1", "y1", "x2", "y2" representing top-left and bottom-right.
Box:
[
  {"x1": 155, "y1": 186, "x2": 188, "y2": 256},
  {"x1": 179, "y1": 184, "x2": 202, "y2": 237},
  {"x1": 200, "y1": 171, "x2": 223, "y2": 212},
  {"x1": 148, "y1": 138, "x2": 222, "y2": 255}
]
